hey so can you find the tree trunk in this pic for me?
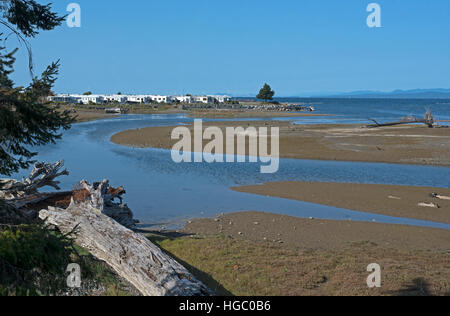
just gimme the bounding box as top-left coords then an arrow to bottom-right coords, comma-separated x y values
39,200 -> 214,296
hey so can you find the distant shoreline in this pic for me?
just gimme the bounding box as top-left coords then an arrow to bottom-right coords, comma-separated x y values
69,108 -> 324,123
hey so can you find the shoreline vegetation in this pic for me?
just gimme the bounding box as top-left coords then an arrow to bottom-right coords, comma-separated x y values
148,212 -> 450,296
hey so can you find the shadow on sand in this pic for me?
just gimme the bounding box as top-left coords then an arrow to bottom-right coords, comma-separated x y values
390,278 -> 450,296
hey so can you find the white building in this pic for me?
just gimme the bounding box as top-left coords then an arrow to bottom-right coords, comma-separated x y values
78,95 -> 104,105
104,95 -> 128,103
149,95 -> 170,103
47,94 -> 74,103
127,95 -> 151,103
48,93 -> 232,105
208,95 -> 232,103
194,96 -> 216,104
172,95 -> 193,103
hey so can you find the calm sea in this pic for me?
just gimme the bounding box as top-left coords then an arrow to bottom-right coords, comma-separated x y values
241,98 -> 450,125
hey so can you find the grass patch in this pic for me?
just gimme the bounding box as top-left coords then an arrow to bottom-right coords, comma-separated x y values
0,224 -> 134,296
151,235 -> 450,296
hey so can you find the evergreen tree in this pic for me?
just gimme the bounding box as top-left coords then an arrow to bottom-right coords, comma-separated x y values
257,83 -> 275,103
0,1 -> 73,176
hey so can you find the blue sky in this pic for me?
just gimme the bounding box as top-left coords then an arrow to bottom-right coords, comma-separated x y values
9,0 -> 450,96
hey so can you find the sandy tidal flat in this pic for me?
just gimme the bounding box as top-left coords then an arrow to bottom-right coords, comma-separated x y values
111,121 -> 450,166
233,182 -> 450,224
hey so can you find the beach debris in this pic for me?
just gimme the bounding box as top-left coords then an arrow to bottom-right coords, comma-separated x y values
76,179 -> 137,228
388,195 -> 401,200
418,202 -> 440,209
105,107 -> 128,114
430,193 -> 450,201
2,160 -> 213,296
238,232 -> 243,236
365,110 -> 436,128
253,221 -> 260,225
0,161 -> 138,228
0,160 -> 68,200
39,200 -> 213,296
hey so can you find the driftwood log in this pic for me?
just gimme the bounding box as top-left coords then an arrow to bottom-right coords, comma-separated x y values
2,161 -> 212,295
366,110 -> 435,128
76,179 -> 137,229
0,161 -> 68,199
0,161 -> 136,228
0,161 -> 70,220
39,200 -> 213,296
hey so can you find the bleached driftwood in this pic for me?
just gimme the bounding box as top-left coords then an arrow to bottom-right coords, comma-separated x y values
0,160 -> 68,199
39,200 -> 213,296
366,110 -> 435,128
431,193 -> 450,201
0,160 -> 137,228
77,179 -> 136,228
418,202 -> 440,209
3,161 -> 210,296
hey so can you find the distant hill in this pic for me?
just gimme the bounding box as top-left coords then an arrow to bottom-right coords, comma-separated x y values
323,89 -> 450,99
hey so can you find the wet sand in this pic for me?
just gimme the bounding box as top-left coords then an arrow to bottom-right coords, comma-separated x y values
183,211 -> 450,251
233,182 -> 450,224
111,121 -> 450,166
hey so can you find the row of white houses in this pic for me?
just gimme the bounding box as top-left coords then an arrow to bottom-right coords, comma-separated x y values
48,94 -> 232,105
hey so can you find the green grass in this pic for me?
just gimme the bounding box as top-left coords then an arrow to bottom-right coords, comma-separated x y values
150,234 -> 450,296
0,224 -> 133,296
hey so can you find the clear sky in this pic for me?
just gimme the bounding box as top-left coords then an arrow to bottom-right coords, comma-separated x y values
9,0 -> 450,96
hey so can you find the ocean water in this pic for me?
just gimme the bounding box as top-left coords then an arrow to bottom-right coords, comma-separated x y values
14,101 -> 450,230
262,98 -> 450,125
